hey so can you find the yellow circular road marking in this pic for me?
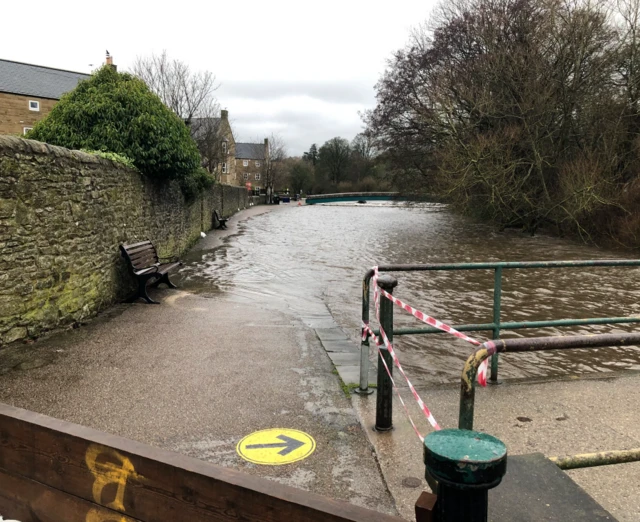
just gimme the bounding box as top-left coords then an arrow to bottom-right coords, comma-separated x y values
236,428 -> 316,465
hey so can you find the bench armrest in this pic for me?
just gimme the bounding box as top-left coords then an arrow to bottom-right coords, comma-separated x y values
158,256 -> 180,263
136,265 -> 159,275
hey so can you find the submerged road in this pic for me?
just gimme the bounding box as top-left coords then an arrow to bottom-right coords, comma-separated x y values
0,205 -> 397,515
2,202 -> 640,520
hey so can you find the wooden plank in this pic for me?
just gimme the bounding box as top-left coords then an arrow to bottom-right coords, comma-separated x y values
0,403 -> 405,522
128,249 -> 157,262
127,246 -> 156,259
157,263 -> 180,275
0,468 -> 142,522
128,246 -> 156,258
121,241 -> 152,251
130,254 -> 158,269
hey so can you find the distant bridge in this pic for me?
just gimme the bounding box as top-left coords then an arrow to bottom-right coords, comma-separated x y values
304,192 -> 406,205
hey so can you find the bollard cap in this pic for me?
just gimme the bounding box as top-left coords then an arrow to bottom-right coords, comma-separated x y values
377,274 -> 398,291
424,429 -> 507,489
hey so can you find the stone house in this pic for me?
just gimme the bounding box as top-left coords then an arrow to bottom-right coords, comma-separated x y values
0,58 -> 89,135
235,139 -> 269,193
189,109 -> 237,184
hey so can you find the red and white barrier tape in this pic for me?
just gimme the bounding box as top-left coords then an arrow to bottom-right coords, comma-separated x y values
366,323 -> 426,441
374,279 -> 489,387
365,322 -> 441,430
362,266 -> 491,438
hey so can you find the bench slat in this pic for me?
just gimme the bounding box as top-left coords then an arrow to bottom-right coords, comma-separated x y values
129,249 -> 158,263
122,240 -> 153,250
157,262 -> 180,275
131,255 -> 158,270
120,241 -> 180,303
126,245 -> 157,257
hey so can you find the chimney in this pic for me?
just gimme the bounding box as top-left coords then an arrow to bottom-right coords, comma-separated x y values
264,138 -> 269,159
221,109 -> 229,120
105,52 -> 117,71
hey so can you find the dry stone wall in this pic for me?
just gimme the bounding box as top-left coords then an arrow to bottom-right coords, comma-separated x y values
0,136 -> 249,345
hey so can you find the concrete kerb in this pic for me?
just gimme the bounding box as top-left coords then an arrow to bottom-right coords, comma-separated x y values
349,370 -> 640,521
314,328 -> 378,388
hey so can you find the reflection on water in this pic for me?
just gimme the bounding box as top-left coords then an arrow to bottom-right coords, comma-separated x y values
176,202 -> 640,385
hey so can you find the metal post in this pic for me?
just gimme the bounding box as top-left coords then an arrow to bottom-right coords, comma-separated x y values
490,266 -> 502,384
424,429 -> 507,522
375,275 -> 398,431
355,277 -> 374,395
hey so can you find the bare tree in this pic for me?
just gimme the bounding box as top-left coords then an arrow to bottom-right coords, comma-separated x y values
318,137 -> 351,185
351,133 -> 377,160
366,0 -> 636,238
190,108 -> 225,179
132,51 -> 228,179
262,133 -> 287,203
131,51 -> 218,125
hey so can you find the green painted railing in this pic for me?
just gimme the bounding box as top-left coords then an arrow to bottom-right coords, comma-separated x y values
305,192 -> 404,205
358,260 -> 640,393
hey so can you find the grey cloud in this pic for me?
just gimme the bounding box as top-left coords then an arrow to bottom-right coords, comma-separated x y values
218,80 -> 376,105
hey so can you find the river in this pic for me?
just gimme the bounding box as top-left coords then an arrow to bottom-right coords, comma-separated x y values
176,202 -> 640,386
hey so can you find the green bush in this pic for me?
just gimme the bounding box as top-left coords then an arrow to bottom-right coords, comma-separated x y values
80,149 -> 136,169
27,66 -> 210,195
180,168 -> 215,201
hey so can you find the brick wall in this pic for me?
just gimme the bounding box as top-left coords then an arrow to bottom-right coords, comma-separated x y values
0,136 -> 250,345
0,93 -> 57,135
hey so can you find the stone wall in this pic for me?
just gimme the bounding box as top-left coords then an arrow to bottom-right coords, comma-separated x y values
0,136 -> 250,345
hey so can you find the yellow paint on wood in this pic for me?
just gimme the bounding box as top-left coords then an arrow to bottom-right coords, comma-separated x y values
85,444 -> 143,514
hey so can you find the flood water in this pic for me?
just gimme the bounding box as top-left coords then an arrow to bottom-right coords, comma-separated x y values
176,203 -> 640,385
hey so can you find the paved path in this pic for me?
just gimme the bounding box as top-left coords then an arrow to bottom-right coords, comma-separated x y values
0,206 -> 397,516
352,370 -> 640,521
3,203 -> 638,521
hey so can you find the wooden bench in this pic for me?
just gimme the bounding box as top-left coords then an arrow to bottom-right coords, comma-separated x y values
213,210 -> 228,229
120,240 -> 181,304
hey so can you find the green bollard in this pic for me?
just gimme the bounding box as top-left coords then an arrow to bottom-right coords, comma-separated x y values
375,275 -> 398,431
424,429 -> 507,522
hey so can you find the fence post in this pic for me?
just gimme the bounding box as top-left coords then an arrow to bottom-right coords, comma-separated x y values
356,276 -> 374,395
376,274 -> 398,431
490,266 -> 502,384
424,429 -> 507,521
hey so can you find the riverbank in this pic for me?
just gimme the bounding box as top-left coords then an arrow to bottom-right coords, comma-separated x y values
2,201 -> 640,520
0,205 -> 397,514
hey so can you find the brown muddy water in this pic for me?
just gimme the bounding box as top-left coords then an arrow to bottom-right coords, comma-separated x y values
176,202 -> 640,386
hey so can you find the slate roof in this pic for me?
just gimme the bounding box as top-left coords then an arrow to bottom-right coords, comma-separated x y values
235,142 -> 265,160
0,59 -> 90,100
188,117 -> 221,140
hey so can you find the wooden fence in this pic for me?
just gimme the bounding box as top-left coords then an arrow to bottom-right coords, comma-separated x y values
0,403 -> 407,522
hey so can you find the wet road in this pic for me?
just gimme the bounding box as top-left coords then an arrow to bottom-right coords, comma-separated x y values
177,202 -> 640,386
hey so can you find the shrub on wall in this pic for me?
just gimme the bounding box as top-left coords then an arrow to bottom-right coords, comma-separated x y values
27,66 -> 212,197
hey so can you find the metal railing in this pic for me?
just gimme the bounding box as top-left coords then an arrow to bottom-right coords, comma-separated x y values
359,260 -> 640,393
458,333 -> 640,471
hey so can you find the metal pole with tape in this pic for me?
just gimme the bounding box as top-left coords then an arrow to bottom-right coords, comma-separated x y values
376,275 -> 397,431
356,277 -> 374,395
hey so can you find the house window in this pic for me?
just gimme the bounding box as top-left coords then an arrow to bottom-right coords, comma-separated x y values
244,173 -> 249,180
23,127 -> 33,135
29,100 -> 40,111
222,141 -> 227,154
255,161 -> 261,167
222,162 -> 227,174
243,160 -> 249,167
255,173 -> 261,181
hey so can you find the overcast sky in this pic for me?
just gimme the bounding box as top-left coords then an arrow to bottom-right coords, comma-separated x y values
1,0 -> 437,156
